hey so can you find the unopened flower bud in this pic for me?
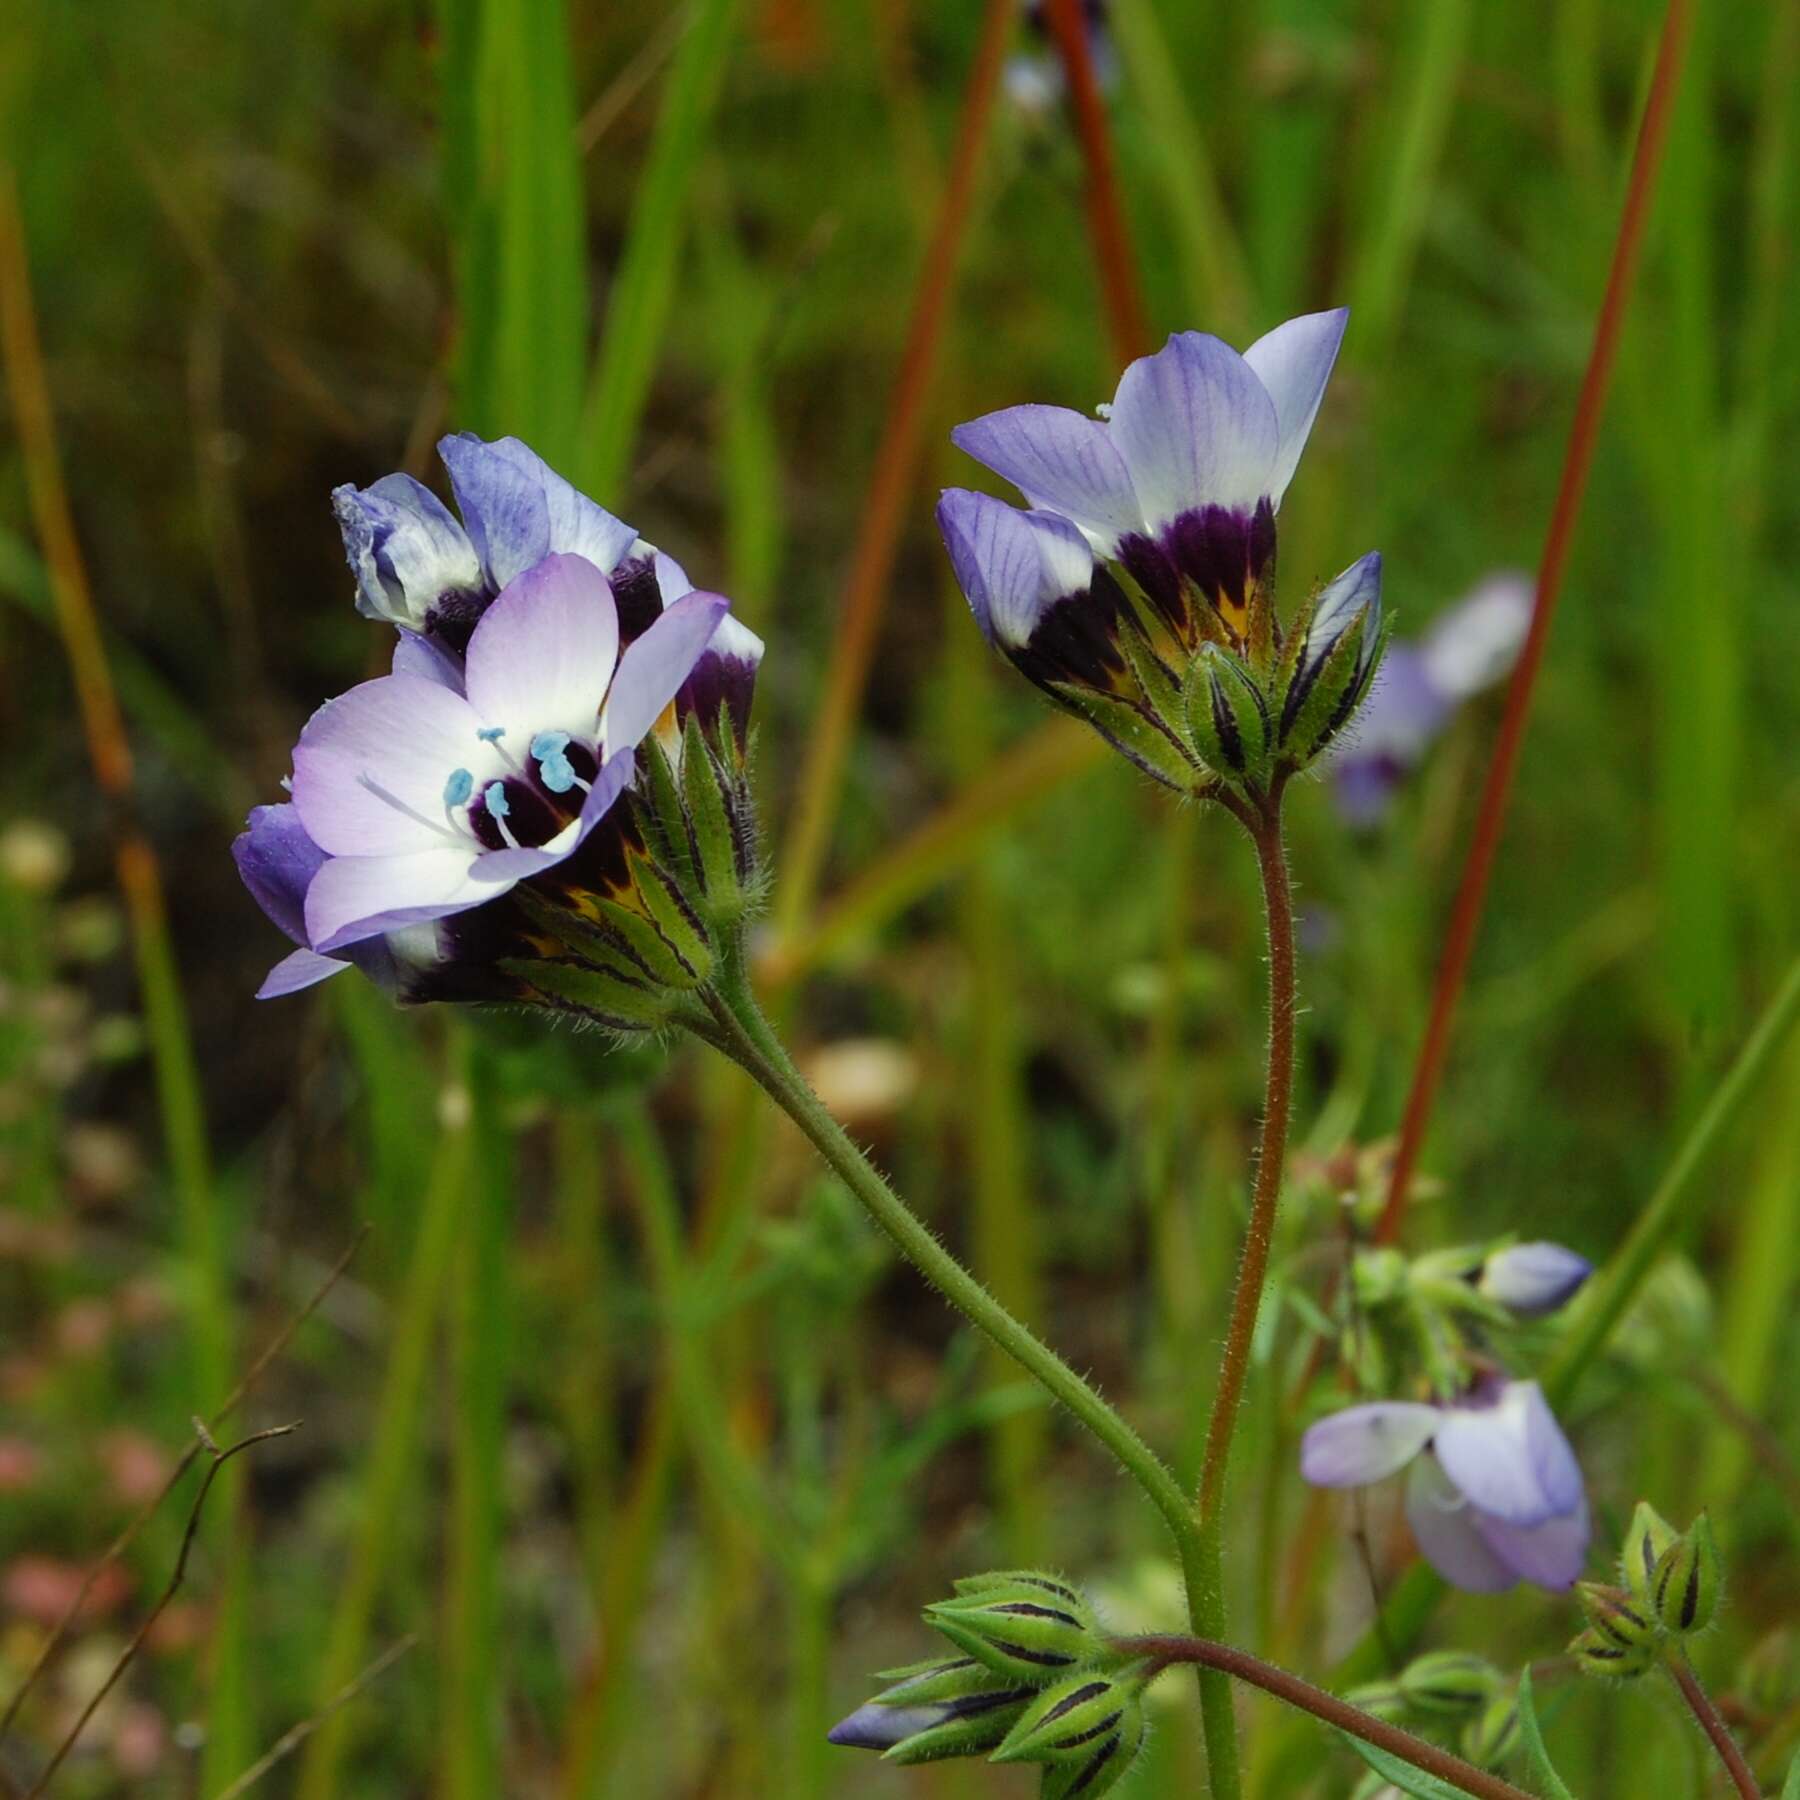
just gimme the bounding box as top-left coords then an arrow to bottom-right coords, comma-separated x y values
1034,1689 -> 1147,1798
1344,1681 -> 1408,1723
993,1666 -> 1147,1766
1459,1689 -> 1520,1768
827,1656 -> 1034,1764
1576,1582 -> 1658,1653
1620,1501 -> 1680,1608
1184,644 -> 1272,790
924,1574 -> 1106,1684
1397,1650 -> 1502,1716
1569,1626 -> 1656,1681
1477,1241 -> 1593,1317
1274,551 -> 1384,769
1651,1511 -> 1722,1636
1350,1246 -> 1409,1309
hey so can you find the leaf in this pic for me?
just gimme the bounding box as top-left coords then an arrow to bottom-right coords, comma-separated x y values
1516,1667 -> 1576,1800
1338,1733 -> 1482,1800
1784,1748 -> 1800,1800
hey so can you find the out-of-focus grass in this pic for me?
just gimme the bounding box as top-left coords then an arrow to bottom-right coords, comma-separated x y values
0,1 -> 1796,1795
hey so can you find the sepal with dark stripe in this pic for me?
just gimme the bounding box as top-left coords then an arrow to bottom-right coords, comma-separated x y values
1651,1511 -> 1722,1637
924,1574 -> 1108,1684
992,1665 -> 1148,1767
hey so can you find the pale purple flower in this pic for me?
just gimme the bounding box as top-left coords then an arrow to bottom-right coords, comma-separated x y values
1331,573 -> 1532,826
1478,1242 -> 1592,1318
942,311 -> 1355,657
333,433 -> 764,727
1301,1378 -> 1588,1592
238,552 -> 729,996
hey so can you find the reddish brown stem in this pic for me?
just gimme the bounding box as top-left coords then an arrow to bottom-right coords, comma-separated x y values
1198,792 -> 1299,1525
1375,0 -> 1695,1245
1117,1635 -> 1537,1800
772,0 -> 1015,941
1043,0 -> 1152,365
1668,1657 -> 1761,1800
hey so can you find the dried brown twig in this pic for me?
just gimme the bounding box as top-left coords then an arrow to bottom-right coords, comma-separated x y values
26,1423 -> 302,1799
0,1227 -> 369,1750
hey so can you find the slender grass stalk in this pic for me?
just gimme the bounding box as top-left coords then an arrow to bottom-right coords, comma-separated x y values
772,0 -> 1015,942
1042,0 -> 1151,364
1545,955 -> 1800,1406
0,163 -> 246,1772
1107,0 -> 1254,332
1374,0 -> 1696,1245
1347,0 -> 1473,352
444,1055 -> 510,1800
578,0 -> 738,498
439,0 -> 589,464
297,1054 -> 473,1800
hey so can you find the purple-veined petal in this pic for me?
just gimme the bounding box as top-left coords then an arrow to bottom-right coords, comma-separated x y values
257,948 -> 353,999
1476,1490 -> 1589,1590
937,489 -> 1094,650
480,436 -> 638,573
464,553 -> 621,744
438,433 -> 552,590
333,474 -> 481,629
950,405 -> 1142,547
233,803 -> 328,945
678,612 -> 765,738
304,845 -> 496,954
1108,332 -> 1279,528
1241,308 -> 1348,509
1405,1456 -> 1517,1593
1421,572 -> 1533,700
1299,1401 -> 1440,1488
601,590 -> 729,754
292,674 -> 494,858
1478,1243 -> 1593,1318
1433,1381 -> 1580,1527
391,629 -> 466,692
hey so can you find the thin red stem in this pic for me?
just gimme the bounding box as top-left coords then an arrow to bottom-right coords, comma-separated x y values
1117,1636 -> 1537,1800
1043,0 -> 1152,365
1199,793 -> 1299,1523
1375,0 -> 1695,1244
772,0 -> 1015,942
1668,1657 -> 1761,1800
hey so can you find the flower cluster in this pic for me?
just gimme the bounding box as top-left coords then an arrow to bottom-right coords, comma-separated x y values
234,436 -> 762,1018
939,312 -> 1383,804
1301,1239 -> 1594,1593
829,1572 -> 1147,1796
1568,1502 -> 1722,1679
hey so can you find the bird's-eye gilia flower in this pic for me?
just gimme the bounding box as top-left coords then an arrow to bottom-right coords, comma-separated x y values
1332,572 -> 1531,826
334,433 -> 764,734
940,314 -> 1383,794
1301,1378 -> 1588,1592
1477,1240 -> 1593,1318
946,311 -> 1350,655
236,552 -> 728,999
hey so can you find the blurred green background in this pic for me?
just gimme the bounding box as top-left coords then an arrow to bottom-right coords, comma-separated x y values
1,0 -> 1796,1794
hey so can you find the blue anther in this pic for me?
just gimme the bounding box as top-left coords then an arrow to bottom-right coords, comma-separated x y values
476,725 -> 506,743
484,781 -> 510,818
442,767 -> 474,808
531,730 -> 576,793
530,730 -> 571,760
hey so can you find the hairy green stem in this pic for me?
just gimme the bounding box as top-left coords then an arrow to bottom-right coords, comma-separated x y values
1667,1655 -> 1760,1800
1184,792 -> 1299,1797
692,948 -> 1195,1548
1117,1636 -> 1538,1800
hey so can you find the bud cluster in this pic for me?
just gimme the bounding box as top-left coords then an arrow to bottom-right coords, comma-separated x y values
1350,1650 -> 1518,1772
828,1571 -> 1148,1796
503,711 -> 762,1034
1569,1503 -> 1723,1681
